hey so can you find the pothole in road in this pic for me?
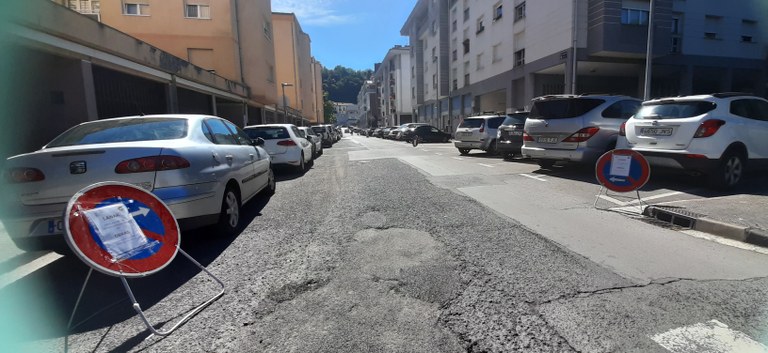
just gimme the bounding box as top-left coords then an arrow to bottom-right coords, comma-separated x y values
265,277 -> 330,304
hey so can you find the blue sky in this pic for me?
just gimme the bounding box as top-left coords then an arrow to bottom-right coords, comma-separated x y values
272,0 -> 418,71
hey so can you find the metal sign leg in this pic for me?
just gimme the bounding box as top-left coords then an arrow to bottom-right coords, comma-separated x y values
593,186 -> 605,208
119,247 -> 225,337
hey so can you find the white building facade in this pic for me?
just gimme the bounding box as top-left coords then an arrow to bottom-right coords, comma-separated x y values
403,0 -> 768,133
373,45 -> 414,127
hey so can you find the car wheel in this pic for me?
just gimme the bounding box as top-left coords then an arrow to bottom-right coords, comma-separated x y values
217,185 -> 241,236
458,148 -> 470,155
442,137 -> 450,143
710,150 -> 745,189
487,140 -> 498,155
297,153 -> 306,172
262,167 -> 276,196
538,159 -> 556,169
503,153 -> 514,160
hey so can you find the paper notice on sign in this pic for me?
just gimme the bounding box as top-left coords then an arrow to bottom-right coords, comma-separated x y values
82,203 -> 158,261
609,155 -> 632,177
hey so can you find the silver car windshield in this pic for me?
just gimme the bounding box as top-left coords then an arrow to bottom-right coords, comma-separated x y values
530,98 -> 605,119
46,118 -> 188,148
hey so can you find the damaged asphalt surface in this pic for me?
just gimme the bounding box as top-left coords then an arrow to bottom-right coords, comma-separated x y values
12,138 -> 768,352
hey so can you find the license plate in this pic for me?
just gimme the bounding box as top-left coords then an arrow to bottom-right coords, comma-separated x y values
47,218 -> 64,234
510,131 -> 523,136
640,127 -> 673,136
460,132 -> 472,136
537,137 -> 559,144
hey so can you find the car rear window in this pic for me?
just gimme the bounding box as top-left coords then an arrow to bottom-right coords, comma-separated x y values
530,98 -> 605,119
636,101 -> 716,120
311,127 -> 325,134
244,127 -> 290,140
459,119 -> 484,128
502,113 -> 528,126
46,118 -> 188,147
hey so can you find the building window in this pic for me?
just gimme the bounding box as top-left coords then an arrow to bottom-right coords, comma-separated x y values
515,2 -> 525,21
453,79 -> 458,90
411,66 -> 415,78
452,20 -> 457,32
432,47 -> 437,62
741,35 -> 753,43
670,37 -> 681,53
476,53 -> 484,70
433,74 -> 437,89
268,65 -> 275,82
492,43 -> 502,63
185,3 -> 210,19
671,17 -> 681,34
452,49 -> 458,62
412,87 -> 416,99
463,8 -> 469,22
514,49 -> 525,67
494,3 -> 503,21
123,2 -> 149,16
704,32 -> 718,40
263,20 -> 272,40
462,38 -> 470,54
432,20 -> 437,35
464,73 -> 470,87
476,17 -> 485,34
621,8 -> 649,25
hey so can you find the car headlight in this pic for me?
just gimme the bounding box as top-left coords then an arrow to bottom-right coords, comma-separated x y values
497,129 -> 502,138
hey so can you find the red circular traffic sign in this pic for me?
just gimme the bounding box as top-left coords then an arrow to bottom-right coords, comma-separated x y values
595,149 -> 651,192
64,182 -> 180,277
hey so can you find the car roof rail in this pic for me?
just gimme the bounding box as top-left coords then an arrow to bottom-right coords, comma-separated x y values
532,94 -> 578,101
711,92 -> 755,98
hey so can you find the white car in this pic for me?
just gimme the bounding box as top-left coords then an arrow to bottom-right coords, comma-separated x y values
620,93 -> 768,188
298,126 -> 323,158
243,124 -> 313,172
1,114 -> 275,252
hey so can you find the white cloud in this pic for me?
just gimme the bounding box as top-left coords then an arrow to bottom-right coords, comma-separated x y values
272,0 -> 357,26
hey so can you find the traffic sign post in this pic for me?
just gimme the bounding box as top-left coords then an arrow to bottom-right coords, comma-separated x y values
64,182 -> 224,340
594,149 -> 651,213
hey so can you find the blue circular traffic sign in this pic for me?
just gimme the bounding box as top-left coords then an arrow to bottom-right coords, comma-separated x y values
65,182 -> 180,277
595,149 -> 651,192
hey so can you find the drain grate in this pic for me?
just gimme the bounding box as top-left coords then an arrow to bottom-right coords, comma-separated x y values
645,206 -> 707,229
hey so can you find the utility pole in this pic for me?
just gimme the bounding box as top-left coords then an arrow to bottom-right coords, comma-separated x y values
281,82 -> 293,124
643,0 -> 656,100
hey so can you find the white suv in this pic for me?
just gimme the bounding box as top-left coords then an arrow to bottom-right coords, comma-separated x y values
454,114 -> 506,155
620,93 -> 768,188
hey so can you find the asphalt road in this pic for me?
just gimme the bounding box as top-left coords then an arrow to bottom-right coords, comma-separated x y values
3,135 -> 768,352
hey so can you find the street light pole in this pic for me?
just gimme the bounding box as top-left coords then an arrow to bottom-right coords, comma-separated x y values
281,82 -> 293,124
643,0 -> 655,100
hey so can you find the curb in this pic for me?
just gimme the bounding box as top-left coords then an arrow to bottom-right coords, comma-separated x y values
645,206 -> 768,248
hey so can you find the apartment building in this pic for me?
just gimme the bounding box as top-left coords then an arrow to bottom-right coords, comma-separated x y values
273,12 -> 322,125
401,0 -> 453,131
404,0 -> 768,132
356,80 -> 380,128
373,45 -> 414,127
311,58 -> 325,124
86,0 -> 278,125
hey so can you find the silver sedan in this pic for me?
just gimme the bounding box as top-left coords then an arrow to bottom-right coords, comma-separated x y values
1,114 -> 275,252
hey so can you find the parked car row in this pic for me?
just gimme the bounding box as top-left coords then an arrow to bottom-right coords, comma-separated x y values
448,92 -> 768,189
1,115 -> 340,254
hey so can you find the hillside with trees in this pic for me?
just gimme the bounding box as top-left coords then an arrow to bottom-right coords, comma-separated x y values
322,66 -> 373,104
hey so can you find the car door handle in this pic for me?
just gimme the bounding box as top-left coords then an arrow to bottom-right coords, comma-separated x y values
249,154 -> 255,160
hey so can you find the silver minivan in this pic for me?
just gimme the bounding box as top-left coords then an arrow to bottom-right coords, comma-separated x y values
454,114 -> 506,155
521,94 -> 641,168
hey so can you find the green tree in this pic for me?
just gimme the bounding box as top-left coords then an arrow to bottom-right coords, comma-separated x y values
323,92 -> 336,124
322,65 -> 373,103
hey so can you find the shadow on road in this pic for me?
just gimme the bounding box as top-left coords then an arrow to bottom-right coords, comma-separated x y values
0,195 -> 272,343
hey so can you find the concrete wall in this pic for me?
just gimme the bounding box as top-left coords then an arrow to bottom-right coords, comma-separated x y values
272,13 -> 299,112
233,0 -> 278,106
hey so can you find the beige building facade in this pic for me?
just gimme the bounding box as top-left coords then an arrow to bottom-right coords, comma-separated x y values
272,12 -> 322,125
96,0 -> 278,124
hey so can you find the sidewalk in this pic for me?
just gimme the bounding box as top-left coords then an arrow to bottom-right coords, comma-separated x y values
645,194 -> 768,247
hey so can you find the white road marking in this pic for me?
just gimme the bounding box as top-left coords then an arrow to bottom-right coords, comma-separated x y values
652,319 -> 768,353
625,191 -> 683,205
435,153 -> 443,156
350,140 -> 362,145
478,163 -> 496,168
520,173 -> 547,182
0,252 -> 63,290
451,157 -> 464,161
598,194 -> 627,205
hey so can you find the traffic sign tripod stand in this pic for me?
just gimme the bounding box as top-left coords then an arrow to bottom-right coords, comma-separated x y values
66,247 -> 225,347
593,186 -> 646,214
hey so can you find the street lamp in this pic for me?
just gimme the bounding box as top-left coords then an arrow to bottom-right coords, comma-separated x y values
281,82 -> 293,124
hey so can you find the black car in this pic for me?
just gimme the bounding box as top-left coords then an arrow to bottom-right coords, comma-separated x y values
496,111 -> 529,159
411,125 -> 452,143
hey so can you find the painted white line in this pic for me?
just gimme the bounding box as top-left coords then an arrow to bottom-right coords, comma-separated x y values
0,252 -> 63,290
625,191 -> 683,205
519,173 -> 548,182
451,157 -> 464,161
435,153 -> 443,156
598,194 -> 627,205
652,319 -> 768,353
350,139 -> 362,145
478,163 -> 496,168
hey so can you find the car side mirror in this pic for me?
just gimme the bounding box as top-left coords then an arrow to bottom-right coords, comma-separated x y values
251,137 -> 265,146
